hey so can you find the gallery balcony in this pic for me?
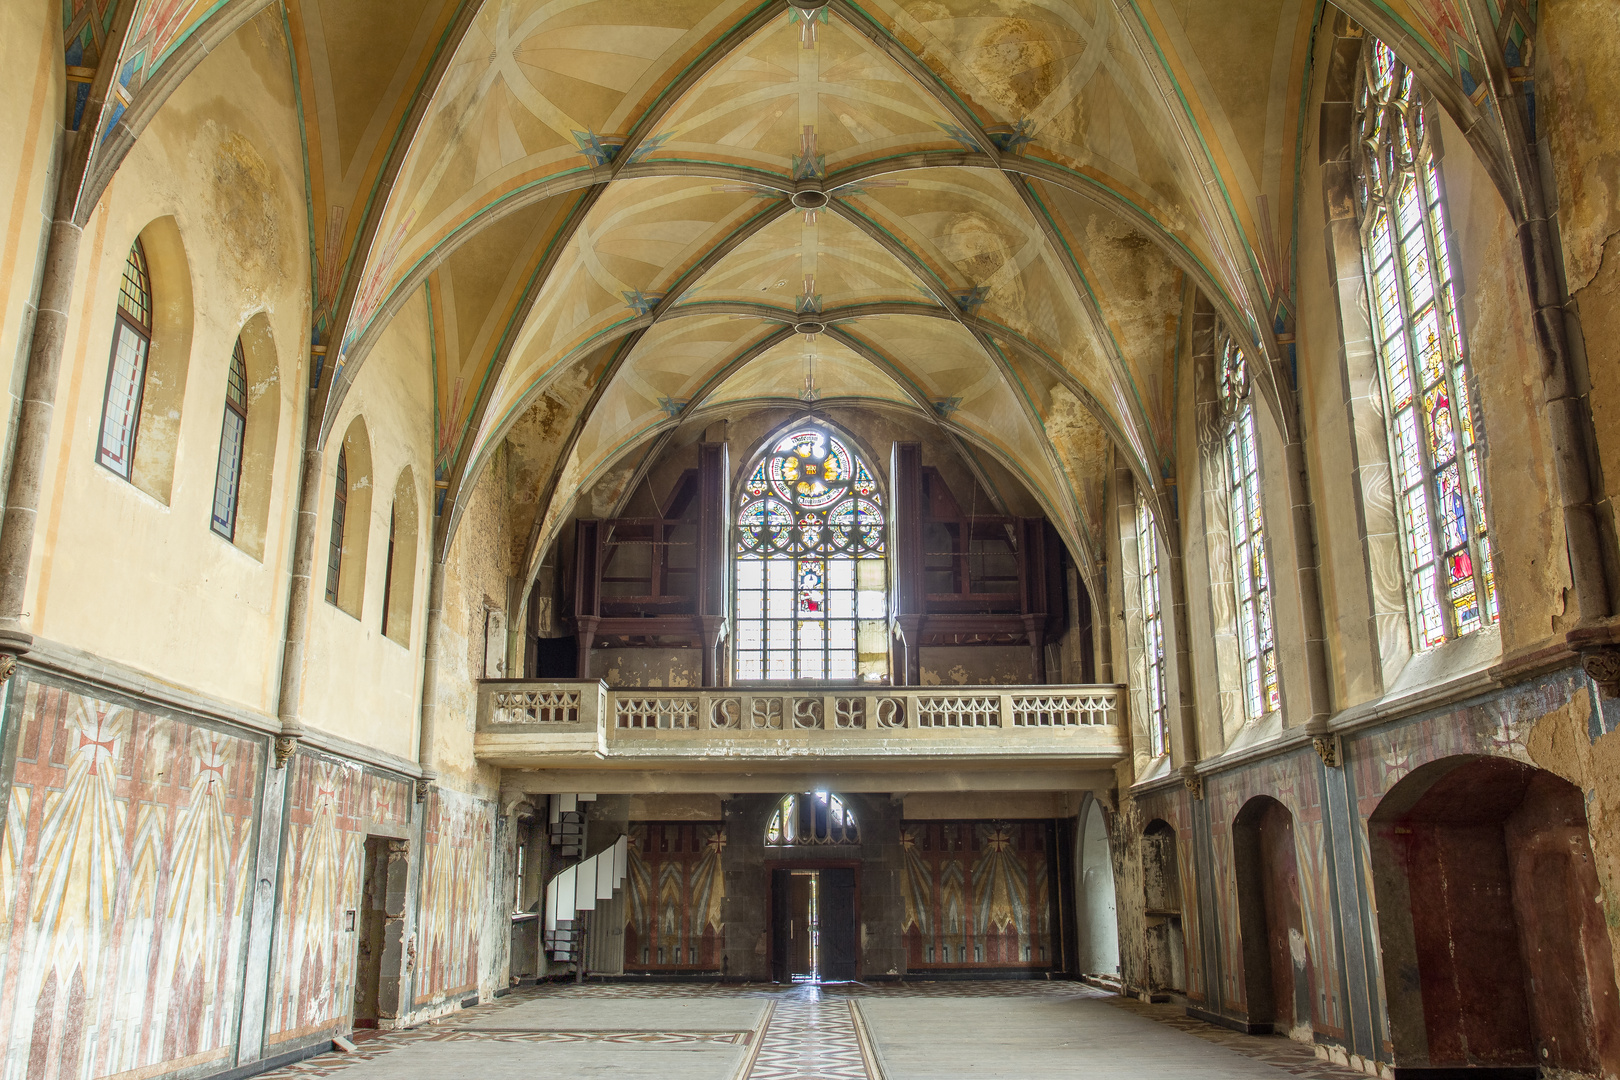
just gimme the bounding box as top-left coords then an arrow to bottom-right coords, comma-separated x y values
475,680 -> 1129,793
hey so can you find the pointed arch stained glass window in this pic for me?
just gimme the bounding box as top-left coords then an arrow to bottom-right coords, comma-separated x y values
1221,338 -> 1279,720
1354,39 -> 1496,649
734,427 -> 886,681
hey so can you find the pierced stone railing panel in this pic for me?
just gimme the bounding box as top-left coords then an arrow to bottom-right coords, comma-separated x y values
1011,693 -> 1116,727
616,696 -> 700,729
490,688 -> 581,725
915,695 -> 1000,728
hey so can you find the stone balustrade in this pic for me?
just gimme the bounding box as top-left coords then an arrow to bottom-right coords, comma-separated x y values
473,680 -> 1127,773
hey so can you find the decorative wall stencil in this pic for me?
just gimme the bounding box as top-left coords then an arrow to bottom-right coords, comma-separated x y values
899,821 -> 1052,969
267,755 -> 412,1046
0,678 -> 262,1080
413,787 -> 493,1003
624,823 -> 726,971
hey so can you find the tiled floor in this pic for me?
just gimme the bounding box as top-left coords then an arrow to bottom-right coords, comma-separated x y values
253,981 -> 1378,1080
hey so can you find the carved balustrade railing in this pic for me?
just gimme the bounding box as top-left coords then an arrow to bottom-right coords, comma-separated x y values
477,681 -> 1122,744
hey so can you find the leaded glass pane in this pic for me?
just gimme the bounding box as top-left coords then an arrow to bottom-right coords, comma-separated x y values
1355,35 -> 1496,648
1136,496 -> 1168,757
98,320 -> 148,479
1224,394 -> 1279,723
735,426 -> 886,681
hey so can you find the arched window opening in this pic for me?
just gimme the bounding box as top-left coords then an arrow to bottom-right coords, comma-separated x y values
734,426 -> 886,681
324,419 -> 373,617
326,447 -> 347,605
210,338 -> 249,540
1136,494 -> 1168,757
97,239 -> 152,480
1221,339 -> 1279,721
382,467 -> 419,645
1355,40 -> 1495,648
766,792 -> 859,846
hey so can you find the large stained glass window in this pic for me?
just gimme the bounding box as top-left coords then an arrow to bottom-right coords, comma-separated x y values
735,426 -> 886,681
1221,339 -> 1280,720
1136,495 -> 1168,757
1355,39 -> 1495,648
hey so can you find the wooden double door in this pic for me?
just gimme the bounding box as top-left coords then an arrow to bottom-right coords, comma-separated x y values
770,867 -> 857,982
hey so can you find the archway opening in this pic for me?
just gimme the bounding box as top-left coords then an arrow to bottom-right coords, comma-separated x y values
1077,800 -> 1120,980
1233,796 -> 1312,1039
1370,756 -> 1620,1075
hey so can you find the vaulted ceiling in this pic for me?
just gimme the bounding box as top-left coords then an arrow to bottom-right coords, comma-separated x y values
69,0 -> 1519,594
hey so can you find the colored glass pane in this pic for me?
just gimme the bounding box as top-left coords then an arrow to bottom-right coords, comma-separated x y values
1136,497 -> 1168,757
736,426 -> 886,681
1355,35 -> 1495,647
1225,403 -> 1278,721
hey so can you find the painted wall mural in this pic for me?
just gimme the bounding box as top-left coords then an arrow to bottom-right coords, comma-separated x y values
0,677 -> 262,1080
624,822 -> 725,971
412,787 -> 493,1004
266,753 -> 412,1047
899,821 -> 1053,969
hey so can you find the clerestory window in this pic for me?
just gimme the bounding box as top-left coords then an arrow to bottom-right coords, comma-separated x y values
210,338 -> 249,540
734,426 -> 886,681
1354,39 -> 1496,648
1136,494 -> 1168,757
98,240 -> 152,480
1221,338 -> 1279,721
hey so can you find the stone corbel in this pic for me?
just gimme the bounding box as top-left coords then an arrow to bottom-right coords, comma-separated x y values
1568,623 -> 1620,700
414,777 -> 432,804
1180,764 -> 1204,800
273,735 -> 298,769
1312,735 -> 1341,768
0,654 -> 17,689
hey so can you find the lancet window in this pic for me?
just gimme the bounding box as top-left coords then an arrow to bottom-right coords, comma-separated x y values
210,338 -> 249,539
734,427 -> 886,681
1136,495 -> 1168,757
1221,339 -> 1280,720
1355,39 -> 1496,648
98,240 -> 152,480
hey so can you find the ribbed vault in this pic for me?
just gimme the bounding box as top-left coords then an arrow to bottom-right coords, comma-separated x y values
64,0 -> 1525,597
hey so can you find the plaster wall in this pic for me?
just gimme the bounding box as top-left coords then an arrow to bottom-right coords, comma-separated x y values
300,290 -> 434,759
23,16 -> 307,717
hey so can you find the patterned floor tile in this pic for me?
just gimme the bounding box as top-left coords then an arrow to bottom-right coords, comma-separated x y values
1108,998 -> 1378,1080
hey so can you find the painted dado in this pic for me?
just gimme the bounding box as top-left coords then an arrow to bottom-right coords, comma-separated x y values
0,1 -> 1617,1080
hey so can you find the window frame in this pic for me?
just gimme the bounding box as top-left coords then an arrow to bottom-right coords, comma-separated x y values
97,239 -> 153,481
1353,39 -> 1496,650
1135,493 -> 1169,757
325,447 -> 348,605
1219,337 -> 1280,722
731,423 -> 888,683
210,337 -> 250,540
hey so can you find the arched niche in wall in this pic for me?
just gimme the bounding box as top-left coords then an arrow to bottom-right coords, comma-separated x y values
1232,795 -> 1312,1038
1369,756 -> 1620,1077
326,416 -> 372,619
383,465 -> 418,645
1141,819 -> 1185,993
122,216 -> 193,504
226,312 -> 279,560
1076,798 -> 1119,978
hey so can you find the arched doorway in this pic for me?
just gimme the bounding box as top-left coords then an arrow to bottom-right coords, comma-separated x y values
1233,796 -> 1312,1038
1370,756 -> 1620,1076
1077,800 -> 1119,978
766,793 -> 860,983
1142,819 -> 1185,993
